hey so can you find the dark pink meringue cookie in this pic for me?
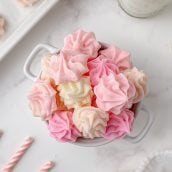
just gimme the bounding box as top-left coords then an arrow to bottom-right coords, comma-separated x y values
63,29 -> 101,58
100,45 -> 132,71
104,109 -> 134,140
48,111 -> 81,142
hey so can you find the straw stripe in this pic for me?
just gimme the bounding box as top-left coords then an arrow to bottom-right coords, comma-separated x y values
39,161 -> 55,172
1,137 -> 34,172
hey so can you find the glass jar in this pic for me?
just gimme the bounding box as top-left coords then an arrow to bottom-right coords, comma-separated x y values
118,0 -> 172,18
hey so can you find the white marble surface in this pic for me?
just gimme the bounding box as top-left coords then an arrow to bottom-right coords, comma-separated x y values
0,0 -> 172,171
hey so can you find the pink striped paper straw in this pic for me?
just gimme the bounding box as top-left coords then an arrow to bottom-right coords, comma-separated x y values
1,136 -> 34,172
39,161 -> 55,172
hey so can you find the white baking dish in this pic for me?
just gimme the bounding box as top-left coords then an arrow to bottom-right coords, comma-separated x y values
0,0 -> 60,61
23,43 -> 154,147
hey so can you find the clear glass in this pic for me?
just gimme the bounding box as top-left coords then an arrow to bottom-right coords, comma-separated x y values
118,0 -> 172,18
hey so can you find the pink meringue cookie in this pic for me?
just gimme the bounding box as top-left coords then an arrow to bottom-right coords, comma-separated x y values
100,45 -> 132,71
94,73 -> 131,115
124,67 -> 148,103
48,50 -> 89,84
88,55 -> 119,86
104,109 -> 134,140
48,111 -> 81,142
63,30 -> 101,58
28,80 -> 57,120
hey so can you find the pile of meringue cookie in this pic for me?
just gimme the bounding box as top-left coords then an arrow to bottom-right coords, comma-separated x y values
28,30 -> 148,143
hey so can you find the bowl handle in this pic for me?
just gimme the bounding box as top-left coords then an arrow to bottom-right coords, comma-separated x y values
124,104 -> 154,143
23,43 -> 59,82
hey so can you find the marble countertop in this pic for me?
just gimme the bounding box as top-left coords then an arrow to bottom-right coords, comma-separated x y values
1,0 -> 172,171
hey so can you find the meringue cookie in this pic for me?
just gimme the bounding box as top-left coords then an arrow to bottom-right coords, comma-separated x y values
88,55 -> 119,86
55,89 -> 67,111
41,54 -> 52,81
0,17 -> 5,36
63,30 -> 101,58
104,109 -> 134,140
17,0 -> 39,6
124,67 -> 148,103
48,111 -> 81,142
58,77 -> 93,109
127,80 -> 136,108
100,45 -> 132,71
94,73 -> 130,115
73,106 -> 109,139
28,80 -> 57,120
48,51 -> 89,84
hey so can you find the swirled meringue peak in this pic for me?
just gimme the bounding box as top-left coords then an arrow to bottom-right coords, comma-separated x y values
48,111 -> 81,142
58,77 -> 93,109
48,50 -> 89,84
124,67 -> 148,103
100,45 -> 132,71
104,109 -> 134,140
73,106 -> 109,139
94,73 -> 131,115
88,55 -> 119,86
63,30 -> 101,58
28,80 -> 57,120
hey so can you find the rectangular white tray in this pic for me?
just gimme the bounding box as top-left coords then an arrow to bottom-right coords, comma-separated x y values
0,0 -> 60,61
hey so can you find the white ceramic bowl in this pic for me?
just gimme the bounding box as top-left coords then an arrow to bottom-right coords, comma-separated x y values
23,43 -> 154,147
